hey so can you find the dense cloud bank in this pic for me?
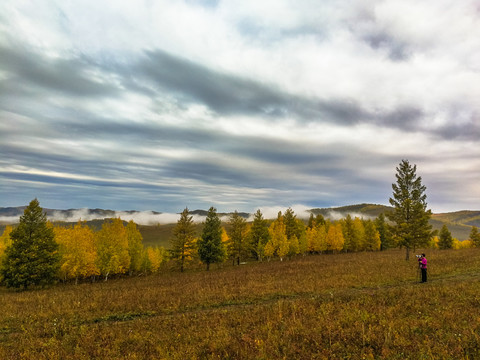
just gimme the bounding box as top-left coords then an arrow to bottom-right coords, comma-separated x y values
1,1 -> 479,213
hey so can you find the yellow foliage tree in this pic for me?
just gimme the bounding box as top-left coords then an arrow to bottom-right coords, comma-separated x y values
0,225 -> 13,281
266,212 -> 289,261
146,246 -> 166,273
0,225 -> 13,257
353,218 -> 365,251
126,220 -> 144,274
95,218 -> 130,280
326,223 -> 344,253
221,227 -> 232,262
364,220 -> 381,251
54,222 -> 99,283
306,224 -> 327,253
288,235 -> 300,257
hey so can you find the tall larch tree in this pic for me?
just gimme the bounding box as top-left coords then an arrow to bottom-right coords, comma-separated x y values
375,213 -> 394,250
341,215 -> 356,252
170,208 -> 197,272
469,226 -> 480,247
387,159 -> 433,260
283,208 -> 298,241
283,208 -> 306,256
438,224 -> 454,250
248,209 -> 270,261
353,217 -> 366,251
1,199 -> 60,289
227,211 -> 247,265
198,207 -> 225,270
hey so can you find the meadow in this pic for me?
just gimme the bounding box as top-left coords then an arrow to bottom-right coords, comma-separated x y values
2,248 -> 480,359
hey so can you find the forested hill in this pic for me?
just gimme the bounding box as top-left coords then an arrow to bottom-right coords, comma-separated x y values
309,203 -> 393,218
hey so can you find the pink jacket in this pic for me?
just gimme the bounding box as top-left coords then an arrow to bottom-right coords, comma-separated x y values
419,257 -> 427,269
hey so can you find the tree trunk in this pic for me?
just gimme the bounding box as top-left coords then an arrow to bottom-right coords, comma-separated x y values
405,246 -> 410,261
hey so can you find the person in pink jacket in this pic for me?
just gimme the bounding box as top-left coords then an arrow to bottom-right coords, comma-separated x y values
418,253 -> 427,283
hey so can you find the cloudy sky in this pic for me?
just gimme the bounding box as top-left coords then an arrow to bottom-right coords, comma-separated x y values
1,0 -> 479,215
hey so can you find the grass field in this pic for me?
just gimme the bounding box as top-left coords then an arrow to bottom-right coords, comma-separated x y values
2,248 -> 480,359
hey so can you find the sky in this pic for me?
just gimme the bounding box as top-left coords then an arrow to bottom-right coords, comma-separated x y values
1,0 -> 479,217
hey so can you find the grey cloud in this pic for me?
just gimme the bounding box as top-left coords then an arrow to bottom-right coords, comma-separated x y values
433,121 -> 480,140
362,32 -> 412,61
0,44 -> 119,98
379,106 -> 425,131
137,49 -> 370,125
136,49 -> 466,140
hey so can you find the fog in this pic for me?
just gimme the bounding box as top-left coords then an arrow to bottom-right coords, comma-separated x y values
0,206 -> 374,227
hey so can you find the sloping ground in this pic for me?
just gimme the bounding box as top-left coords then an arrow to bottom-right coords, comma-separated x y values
433,211 -> 480,227
2,249 -> 480,359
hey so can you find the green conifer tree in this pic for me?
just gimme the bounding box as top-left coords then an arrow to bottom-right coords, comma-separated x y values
198,207 -> 225,270
1,199 -> 60,289
469,226 -> 480,247
375,213 -> 394,250
387,160 -> 433,260
227,211 -> 247,265
341,214 -> 355,252
249,209 -> 270,261
438,224 -> 454,249
170,208 -> 197,272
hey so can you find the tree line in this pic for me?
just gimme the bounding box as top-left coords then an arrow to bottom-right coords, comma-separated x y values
0,199 -> 166,288
1,160 -> 479,289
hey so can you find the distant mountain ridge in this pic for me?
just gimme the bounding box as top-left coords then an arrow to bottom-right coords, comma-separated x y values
1,204 -> 479,241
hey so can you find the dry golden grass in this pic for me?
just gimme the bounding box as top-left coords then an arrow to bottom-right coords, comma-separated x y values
2,248 -> 480,359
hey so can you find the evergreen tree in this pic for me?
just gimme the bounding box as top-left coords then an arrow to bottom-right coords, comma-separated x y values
1,199 -> 60,289
469,226 -> 480,247
249,209 -> 270,261
198,207 -> 225,270
296,219 -> 308,255
352,217 -> 365,251
375,213 -> 394,250
170,208 -> 197,272
283,208 -> 297,240
315,214 -> 326,226
387,160 -> 433,260
227,211 -> 247,265
438,224 -> 454,249
341,215 -> 355,252
307,213 -> 315,229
